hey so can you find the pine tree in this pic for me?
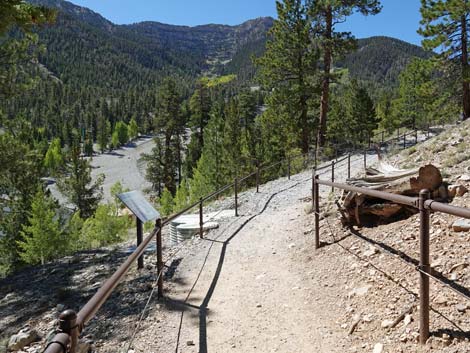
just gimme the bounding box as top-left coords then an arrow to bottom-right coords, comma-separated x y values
391,58 -> 436,129
58,145 -> 104,219
328,79 -> 377,146
97,115 -> 111,153
0,1 -> 56,35
189,153 -> 219,203
149,77 -> 184,195
17,188 -> 63,265
128,117 -> 139,140
44,137 -> 64,176
115,121 -> 129,146
419,0 -> 470,119
256,97 -> 297,175
144,138 -> 164,195
222,98 -> 243,180
376,92 -> 397,133
66,211 -> 84,252
0,131 -> 43,271
159,187 -> 175,217
256,0 -> 319,153
111,130 -> 120,149
173,180 -> 190,212
189,78 -> 212,151
310,0 -> 382,147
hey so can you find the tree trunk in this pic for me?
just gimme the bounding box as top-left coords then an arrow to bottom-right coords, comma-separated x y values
317,5 -> 332,148
300,95 -> 309,153
462,15 -> 470,120
340,164 -> 444,226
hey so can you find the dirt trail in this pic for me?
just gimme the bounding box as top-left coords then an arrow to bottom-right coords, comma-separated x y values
125,153 -> 377,353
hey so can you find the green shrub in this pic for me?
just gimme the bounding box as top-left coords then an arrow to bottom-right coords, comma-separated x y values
81,204 -> 130,248
17,188 -> 65,265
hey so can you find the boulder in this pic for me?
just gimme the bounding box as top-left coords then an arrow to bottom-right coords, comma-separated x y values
8,329 -> 39,351
452,219 -> 470,232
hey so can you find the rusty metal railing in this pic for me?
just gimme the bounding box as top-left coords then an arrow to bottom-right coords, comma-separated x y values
43,150 -> 316,353
42,122 -> 443,352
312,177 -> 470,345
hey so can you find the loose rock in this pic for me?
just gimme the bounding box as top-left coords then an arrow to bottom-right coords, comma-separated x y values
373,343 -> 384,353
459,174 -> 470,182
452,219 -> 470,232
8,329 -> 40,351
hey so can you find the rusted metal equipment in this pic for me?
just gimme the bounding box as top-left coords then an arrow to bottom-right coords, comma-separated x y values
313,177 -> 470,345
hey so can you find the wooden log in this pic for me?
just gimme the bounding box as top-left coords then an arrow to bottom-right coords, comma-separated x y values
340,163 -> 444,226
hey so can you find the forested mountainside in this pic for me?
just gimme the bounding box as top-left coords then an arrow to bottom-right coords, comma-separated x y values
338,36 -> 432,88
2,0 -> 430,138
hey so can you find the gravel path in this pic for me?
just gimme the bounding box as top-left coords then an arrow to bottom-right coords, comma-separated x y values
115,151 -> 377,353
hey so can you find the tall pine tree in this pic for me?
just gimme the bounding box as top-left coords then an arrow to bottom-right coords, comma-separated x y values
419,0 -> 470,119
256,0 -> 319,154
310,0 -> 381,147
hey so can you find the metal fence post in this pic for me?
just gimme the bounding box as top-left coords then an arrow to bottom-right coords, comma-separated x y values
415,129 -> 418,145
419,189 -> 431,345
234,178 -> 239,217
427,123 -> 430,139
156,218 -> 163,298
199,198 -> 204,239
403,132 -> 407,149
368,133 -> 371,149
287,156 -> 291,180
348,153 -> 351,179
397,127 -> 400,141
136,219 -> 144,269
382,131 -> 385,145
363,150 -> 367,170
312,168 -> 315,210
59,310 -> 78,353
331,161 -> 335,193
314,175 -> 320,250
256,165 -> 260,193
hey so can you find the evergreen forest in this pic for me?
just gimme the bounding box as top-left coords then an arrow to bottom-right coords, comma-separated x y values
0,0 -> 468,276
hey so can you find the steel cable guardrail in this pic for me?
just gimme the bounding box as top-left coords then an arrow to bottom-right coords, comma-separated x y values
312,175 -> 470,345
315,207 -> 469,336
42,120 -> 446,353
43,150 -> 317,353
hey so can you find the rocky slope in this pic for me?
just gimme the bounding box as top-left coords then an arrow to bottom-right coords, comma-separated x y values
2,123 -> 470,352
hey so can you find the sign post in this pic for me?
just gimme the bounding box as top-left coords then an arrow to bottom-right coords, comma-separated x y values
118,191 -> 160,269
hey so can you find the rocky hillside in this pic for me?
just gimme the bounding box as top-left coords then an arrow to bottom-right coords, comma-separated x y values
309,120 -> 470,352
27,0 -> 428,87
28,0 -> 273,81
1,122 -> 470,352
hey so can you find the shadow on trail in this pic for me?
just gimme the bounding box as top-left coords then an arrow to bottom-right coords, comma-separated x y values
172,177 -> 308,353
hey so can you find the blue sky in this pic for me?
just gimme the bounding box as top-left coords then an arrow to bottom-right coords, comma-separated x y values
70,0 -> 423,45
